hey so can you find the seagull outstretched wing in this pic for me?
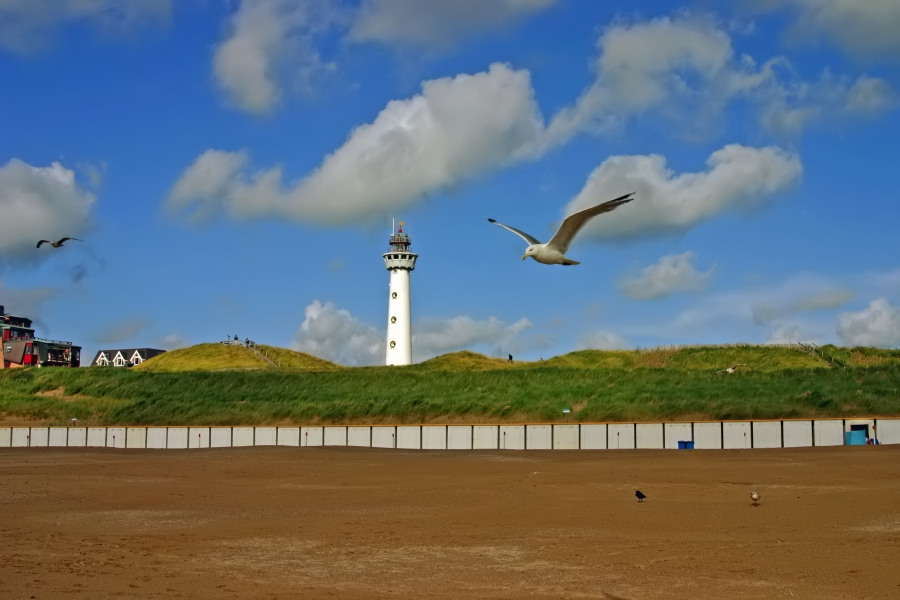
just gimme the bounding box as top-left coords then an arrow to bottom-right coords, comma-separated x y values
487,219 -> 542,245
37,237 -> 81,248
546,192 -> 634,254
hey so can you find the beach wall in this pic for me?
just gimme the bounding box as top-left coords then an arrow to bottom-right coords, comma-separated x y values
2,418 -> 897,450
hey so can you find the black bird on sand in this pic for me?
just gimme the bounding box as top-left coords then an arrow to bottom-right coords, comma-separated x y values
36,237 -> 81,248
635,489 -> 647,502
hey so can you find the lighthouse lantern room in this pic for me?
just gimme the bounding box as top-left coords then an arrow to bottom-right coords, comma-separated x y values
383,221 -> 418,365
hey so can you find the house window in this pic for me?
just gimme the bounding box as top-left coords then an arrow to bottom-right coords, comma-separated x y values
113,353 -> 126,367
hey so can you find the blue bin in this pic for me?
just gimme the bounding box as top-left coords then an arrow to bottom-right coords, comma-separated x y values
844,430 -> 867,446
678,441 -> 694,450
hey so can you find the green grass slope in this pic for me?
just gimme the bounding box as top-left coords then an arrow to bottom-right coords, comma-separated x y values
1,344 -> 898,426
133,343 -> 340,372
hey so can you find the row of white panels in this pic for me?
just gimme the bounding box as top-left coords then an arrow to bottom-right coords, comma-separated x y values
1,419 -> 897,450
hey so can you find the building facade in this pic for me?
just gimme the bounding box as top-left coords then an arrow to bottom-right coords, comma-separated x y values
1,304 -> 81,369
91,348 -> 166,367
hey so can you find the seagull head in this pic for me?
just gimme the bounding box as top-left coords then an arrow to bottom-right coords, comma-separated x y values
522,245 -> 538,260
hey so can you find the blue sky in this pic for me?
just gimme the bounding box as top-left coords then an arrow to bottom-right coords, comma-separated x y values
2,0 -> 899,366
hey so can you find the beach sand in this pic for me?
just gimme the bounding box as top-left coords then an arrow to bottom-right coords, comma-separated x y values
2,445 -> 899,599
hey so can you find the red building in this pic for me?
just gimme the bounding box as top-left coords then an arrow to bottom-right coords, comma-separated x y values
1,304 -> 81,369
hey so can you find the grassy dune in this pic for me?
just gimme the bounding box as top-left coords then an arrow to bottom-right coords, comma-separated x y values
132,343 -> 341,372
1,344 -> 899,426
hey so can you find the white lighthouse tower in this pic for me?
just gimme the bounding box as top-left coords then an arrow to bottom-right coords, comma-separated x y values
383,221 -> 418,365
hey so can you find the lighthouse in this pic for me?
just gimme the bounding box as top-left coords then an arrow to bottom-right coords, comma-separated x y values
383,221 -> 418,365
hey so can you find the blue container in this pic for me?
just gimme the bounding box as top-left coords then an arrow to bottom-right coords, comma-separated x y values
678,441 -> 695,450
845,430 -> 867,446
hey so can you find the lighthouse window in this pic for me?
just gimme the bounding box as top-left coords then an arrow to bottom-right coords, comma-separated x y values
390,316 -> 397,324
390,341 -> 396,348
391,292 -> 397,299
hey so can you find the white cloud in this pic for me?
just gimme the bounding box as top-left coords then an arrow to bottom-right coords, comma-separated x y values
348,0 -> 558,48
291,300 -> 383,366
754,0 -> 900,59
166,150 -> 249,222
213,0 -> 340,114
170,63 -> 544,224
765,324 -> 817,346
620,252 -> 714,300
0,0 -> 171,55
563,144 -> 801,242
413,315 -> 532,362
634,272 -> 852,344
545,15 -> 778,144
845,76 -> 898,114
290,301 -> 534,365
837,299 -> 900,348
576,331 -> 628,350
0,159 -> 95,263
761,72 -> 898,135
544,14 -> 895,144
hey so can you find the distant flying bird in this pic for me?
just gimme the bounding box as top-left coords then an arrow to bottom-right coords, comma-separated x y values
488,192 -> 634,265
716,364 -> 746,374
750,491 -> 760,506
36,237 -> 81,248
635,489 -> 646,502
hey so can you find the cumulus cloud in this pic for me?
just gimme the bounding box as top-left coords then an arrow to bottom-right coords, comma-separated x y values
0,0 -> 171,55
845,76 -> 898,114
348,0 -> 558,48
169,63 -> 544,224
563,144 -> 801,242
413,315 -> 532,361
213,0 -> 341,114
291,300 -> 383,366
544,14 -> 895,144
761,71 -> 898,135
544,15 -> 778,144
647,272 -> 852,344
837,299 -> 900,347
290,301 -> 534,365
751,0 -> 900,59
576,331 -> 628,350
765,324 -> 817,345
0,159 -> 95,263
620,252 -> 714,300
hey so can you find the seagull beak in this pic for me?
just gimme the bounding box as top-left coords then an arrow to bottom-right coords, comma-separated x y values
521,254 -> 528,261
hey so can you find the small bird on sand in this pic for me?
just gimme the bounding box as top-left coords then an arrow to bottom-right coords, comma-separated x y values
36,237 -> 81,248
635,489 -> 647,502
750,491 -> 760,506
716,363 -> 746,374
488,192 -> 634,265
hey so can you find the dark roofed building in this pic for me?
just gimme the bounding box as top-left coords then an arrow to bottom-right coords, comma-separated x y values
92,348 -> 165,367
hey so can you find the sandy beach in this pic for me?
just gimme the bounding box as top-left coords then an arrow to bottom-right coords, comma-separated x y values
2,445 -> 899,599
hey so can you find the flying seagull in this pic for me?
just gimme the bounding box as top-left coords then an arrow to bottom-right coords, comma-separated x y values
36,237 -> 81,248
635,489 -> 646,502
716,364 -> 746,374
488,192 -> 634,265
